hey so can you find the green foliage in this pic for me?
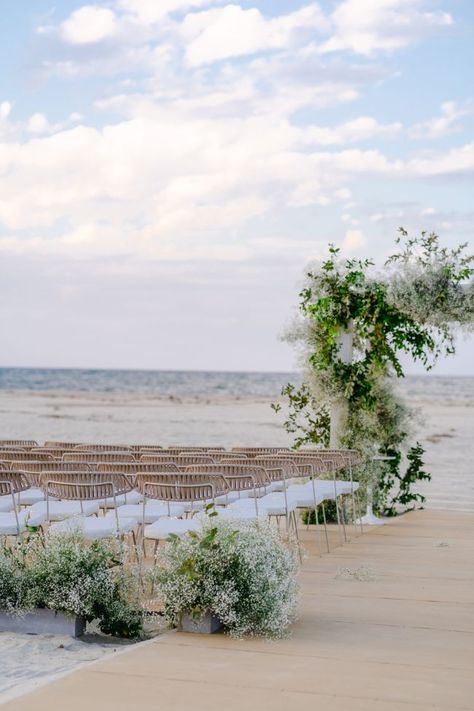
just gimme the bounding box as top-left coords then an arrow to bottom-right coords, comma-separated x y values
385,442 -> 431,515
0,532 -> 144,639
150,513 -> 300,638
272,382 -> 330,448
301,499 -> 339,525
277,230 -> 474,514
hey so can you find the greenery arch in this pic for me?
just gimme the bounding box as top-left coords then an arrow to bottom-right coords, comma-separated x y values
274,230 -> 474,515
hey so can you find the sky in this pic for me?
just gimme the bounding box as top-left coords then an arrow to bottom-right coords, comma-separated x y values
0,0 -> 473,374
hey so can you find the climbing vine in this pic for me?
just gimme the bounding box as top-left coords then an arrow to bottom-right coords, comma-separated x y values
276,230 -> 474,515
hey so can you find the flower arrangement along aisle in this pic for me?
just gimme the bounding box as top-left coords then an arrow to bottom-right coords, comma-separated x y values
0,531 -> 144,639
150,512 -> 300,638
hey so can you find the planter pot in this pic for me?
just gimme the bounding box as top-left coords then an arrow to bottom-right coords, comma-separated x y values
180,611 -> 222,634
0,609 -> 86,637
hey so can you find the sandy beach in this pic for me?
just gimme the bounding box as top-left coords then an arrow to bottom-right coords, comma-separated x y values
0,631 -> 120,704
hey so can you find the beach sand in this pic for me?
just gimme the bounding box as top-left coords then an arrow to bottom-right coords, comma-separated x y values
0,631 -> 120,704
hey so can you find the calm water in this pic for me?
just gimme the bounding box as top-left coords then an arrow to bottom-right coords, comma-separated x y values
0,367 -> 473,405
0,367 -> 296,399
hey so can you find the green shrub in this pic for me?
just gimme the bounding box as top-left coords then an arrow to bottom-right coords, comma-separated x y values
301,496 -> 357,525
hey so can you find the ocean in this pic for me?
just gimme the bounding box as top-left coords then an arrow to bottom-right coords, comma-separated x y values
0,367 -> 473,511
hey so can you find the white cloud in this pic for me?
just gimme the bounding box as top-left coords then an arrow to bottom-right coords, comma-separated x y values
60,6 -> 118,45
117,0 -> 219,24
1,101 -> 471,255
181,3 -> 328,66
27,113 -> 51,134
0,102 -> 12,120
303,116 -> 402,145
318,0 -> 453,56
341,229 -> 367,252
407,141 -> 474,176
410,100 -> 473,139
0,0 -> 469,268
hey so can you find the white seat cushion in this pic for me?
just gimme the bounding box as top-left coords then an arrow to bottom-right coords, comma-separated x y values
180,500 -> 207,513
214,491 -> 240,505
18,488 -> 45,506
116,502 -> 185,523
286,489 -> 325,508
28,500 -> 100,525
199,507 -> 264,522
257,493 -> 297,516
244,486 -> 269,498
0,495 -> 14,513
144,517 -> 199,540
50,514 -> 136,539
94,489 -> 143,508
288,480 -> 358,501
286,483 -> 327,505
0,510 -> 30,535
227,499 -> 268,518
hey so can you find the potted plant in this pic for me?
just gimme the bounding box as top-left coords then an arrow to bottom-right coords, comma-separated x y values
0,532 -> 144,638
150,511 -> 300,638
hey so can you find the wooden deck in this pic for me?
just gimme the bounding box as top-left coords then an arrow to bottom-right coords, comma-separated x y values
3,510 -> 474,711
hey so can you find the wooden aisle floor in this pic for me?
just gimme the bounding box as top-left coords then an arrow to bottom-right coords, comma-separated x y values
3,510 -> 474,711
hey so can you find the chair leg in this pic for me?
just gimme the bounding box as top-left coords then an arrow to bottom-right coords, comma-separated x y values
357,491 -> 364,535
333,487 -> 344,545
321,502 -> 330,553
131,529 -> 140,564
313,506 -> 323,558
351,490 -> 358,537
291,511 -> 302,563
339,495 -> 348,543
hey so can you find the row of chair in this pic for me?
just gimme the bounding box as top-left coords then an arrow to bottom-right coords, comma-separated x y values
0,443 -> 362,557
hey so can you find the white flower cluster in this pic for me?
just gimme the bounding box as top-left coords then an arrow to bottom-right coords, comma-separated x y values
0,532 -> 144,638
151,516 -> 300,638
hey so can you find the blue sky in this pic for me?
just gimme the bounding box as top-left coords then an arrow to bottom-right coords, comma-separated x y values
0,0 -> 473,373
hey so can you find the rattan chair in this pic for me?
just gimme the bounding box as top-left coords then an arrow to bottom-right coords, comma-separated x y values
44,441 -> 82,449
0,451 -> 54,462
222,458 -> 287,491
0,440 -> 38,448
97,462 -> 180,475
186,463 -> 270,496
274,451 -> 360,544
41,470 -> 139,507
73,444 -> 133,453
63,451 -> 136,463
132,445 -> 164,453
0,473 -> 35,536
140,481 -> 215,552
27,473 -> 102,525
206,451 -> 248,461
114,472 -> 187,525
231,447 -> 290,457
289,450 -> 362,527
167,446 -> 224,452
44,479 -> 137,542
